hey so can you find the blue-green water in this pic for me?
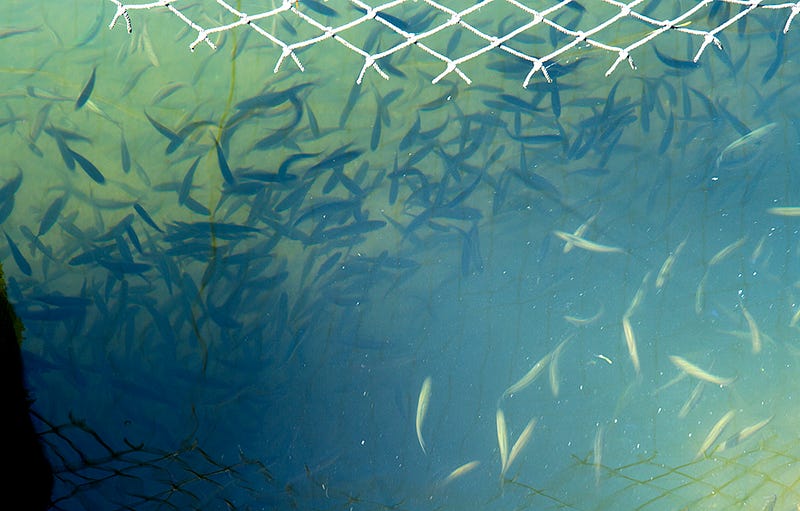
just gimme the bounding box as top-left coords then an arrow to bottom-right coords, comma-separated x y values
2,1 -> 799,509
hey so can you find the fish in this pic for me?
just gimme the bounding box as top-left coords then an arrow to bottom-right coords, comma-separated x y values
144,110 -> 182,149
120,132 -> 131,173
762,31 -> 785,84
441,461 -> 480,486
653,46 -> 701,71
656,235 -> 688,288
416,376 -> 432,454
133,203 -> 163,233
791,306 -> 800,328
695,270 -> 708,315
594,354 -> 613,365
307,146 -> 363,176
150,82 -> 186,105
301,0 -> 338,17
214,137 -> 235,185
370,92 -> 382,151
593,425 -> 604,486
312,220 -> 386,244
625,271 -> 651,318
338,82 -> 362,128
98,259 -> 152,277
140,23 -> 160,67
766,206 -> 800,216
564,305 -> 604,326
179,157 -> 201,205
29,103 -> 52,143
553,230 -> 625,254
38,194 -> 67,236
67,147 -> 105,184
0,27 -> 40,40
709,236 -> 747,265
695,410 -> 735,459
549,335 -> 571,398
678,381 -> 705,419
4,231 -> 32,276
622,316 -> 640,375
75,65 -> 97,109
503,417 -> 537,478
668,355 -> 735,386
563,209 -> 601,253
496,408 -> 508,473
738,299 -> 762,354
0,170 -> 22,219
717,416 -> 773,451
503,350 -> 553,397
715,122 -> 777,168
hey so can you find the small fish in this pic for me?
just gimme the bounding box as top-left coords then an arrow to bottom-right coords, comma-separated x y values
656,235 -> 688,289
75,65 -> 97,110
695,270 -> 708,315
594,354 -> 613,365
496,408 -> 508,473
38,194 -> 67,236
658,111 -> 674,154
653,46 -> 701,71
503,417 -> 537,478
669,355 -> 735,386
120,132 -> 131,173
738,299 -> 762,354
790,306 -> 800,328
0,27 -> 40,40
593,425 -> 604,486
622,315 -> 640,375
564,305 -> 604,326
67,147 -> 105,184
150,82 -> 186,105
709,236 -> 747,265
625,271 -> 651,318
548,335 -> 571,398
4,231 -> 32,276
140,23 -> 160,67
179,157 -> 201,205
133,203 -> 163,232
678,381 -> 705,419
553,230 -> 625,254
695,410 -> 735,459
0,169 -> 22,205
717,416 -> 773,451
416,376 -> 432,454
766,206 -> 800,216
563,209 -> 600,253
441,461 -> 480,486
715,122 -> 777,168
503,351 -> 553,397
213,137 -> 235,185
144,110 -> 182,148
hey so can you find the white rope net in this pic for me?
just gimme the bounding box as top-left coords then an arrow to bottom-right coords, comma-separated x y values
107,0 -> 800,86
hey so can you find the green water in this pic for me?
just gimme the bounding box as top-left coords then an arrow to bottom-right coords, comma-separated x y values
1,1 -> 799,509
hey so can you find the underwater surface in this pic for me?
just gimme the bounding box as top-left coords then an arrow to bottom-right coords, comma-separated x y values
1,0 -> 799,509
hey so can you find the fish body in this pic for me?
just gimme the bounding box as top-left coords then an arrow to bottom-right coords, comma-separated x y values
416,377 -> 432,454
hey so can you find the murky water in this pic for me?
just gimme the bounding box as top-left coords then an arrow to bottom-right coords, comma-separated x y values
2,1 -> 799,509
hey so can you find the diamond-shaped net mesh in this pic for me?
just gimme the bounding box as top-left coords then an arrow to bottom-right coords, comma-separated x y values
107,0 -> 800,85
